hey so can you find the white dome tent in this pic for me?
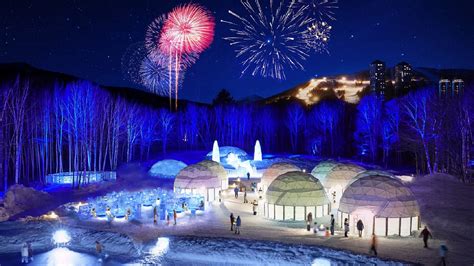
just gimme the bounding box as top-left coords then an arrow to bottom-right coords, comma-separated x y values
148,159 -> 187,178
196,160 -> 229,190
174,162 -> 228,202
260,162 -> 301,192
318,164 -> 365,208
338,175 -> 420,237
264,171 -> 330,221
310,161 -> 340,180
352,170 -> 396,180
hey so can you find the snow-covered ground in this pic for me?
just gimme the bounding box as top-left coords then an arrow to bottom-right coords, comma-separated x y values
0,157 -> 473,265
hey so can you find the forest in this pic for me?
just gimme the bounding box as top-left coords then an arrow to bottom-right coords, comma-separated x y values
0,75 -> 472,190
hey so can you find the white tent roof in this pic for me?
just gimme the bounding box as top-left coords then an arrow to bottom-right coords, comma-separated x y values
196,160 -> 228,183
148,159 -> 187,178
319,164 -> 365,191
310,161 -> 340,181
261,162 -> 301,189
352,170 -> 395,181
174,163 -> 222,190
339,175 -> 420,218
266,171 -> 330,206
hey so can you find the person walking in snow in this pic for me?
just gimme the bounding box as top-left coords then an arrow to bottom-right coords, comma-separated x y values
330,214 -> 335,236
230,213 -> 235,231
235,216 -> 241,235
247,172 -> 250,180
21,243 -> 29,263
218,190 -> 222,203
344,218 -> 349,237
95,241 -> 104,261
27,241 -> 33,262
439,244 -> 448,266
357,219 -> 364,237
234,186 -> 239,199
243,191 -> 248,203
153,206 -> 157,224
173,209 -> 177,225
419,226 -> 433,248
369,234 -> 378,256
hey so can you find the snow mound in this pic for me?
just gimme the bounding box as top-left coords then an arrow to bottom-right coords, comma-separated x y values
148,159 -> 187,178
0,185 -> 53,222
0,222 -> 141,261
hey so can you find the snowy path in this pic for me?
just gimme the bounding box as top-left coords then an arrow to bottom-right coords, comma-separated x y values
60,189 -> 461,265
2,171 -> 473,265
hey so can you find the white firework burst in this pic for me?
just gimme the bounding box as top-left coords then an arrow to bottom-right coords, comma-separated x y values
304,21 -> 332,53
222,0 -> 314,80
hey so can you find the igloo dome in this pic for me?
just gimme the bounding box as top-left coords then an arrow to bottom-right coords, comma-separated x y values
260,162 -> 301,192
310,161 -> 340,181
196,160 -> 228,189
174,163 -> 226,201
264,171 -> 330,221
352,170 -> 395,181
338,175 -> 420,237
315,163 -> 365,208
319,164 -> 365,190
148,159 -> 187,178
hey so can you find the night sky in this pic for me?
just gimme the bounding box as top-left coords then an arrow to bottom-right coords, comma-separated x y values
1,0 -> 473,103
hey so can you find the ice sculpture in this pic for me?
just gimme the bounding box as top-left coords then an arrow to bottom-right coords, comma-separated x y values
212,140 -> 220,163
254,140 -> 262,161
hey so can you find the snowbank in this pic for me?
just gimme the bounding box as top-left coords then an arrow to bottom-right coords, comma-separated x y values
0,221 -> 141,261
148,159 -> 187,178
0,185 -> 53,222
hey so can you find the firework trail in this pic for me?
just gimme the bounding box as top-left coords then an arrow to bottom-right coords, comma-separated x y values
222,0 -> 313,80
159,3 -> 215,109
146,15 -> 202,107
296,0 -> 338,21
140,55 -> 173,95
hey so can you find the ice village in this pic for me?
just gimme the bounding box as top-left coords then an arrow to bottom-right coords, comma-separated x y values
1,0 -> 474,265
1,138 -> 472,265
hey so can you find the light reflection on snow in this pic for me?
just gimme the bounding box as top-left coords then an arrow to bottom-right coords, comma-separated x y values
312,257 -> 331,266
150,237 -> 170,256
52,230 -> 71,245
34,247 -> 99,266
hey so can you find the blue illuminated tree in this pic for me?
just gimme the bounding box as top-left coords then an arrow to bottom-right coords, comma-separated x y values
381,99 -> 400,165
401,88 -> 436,174
309,100 -> 344,156
354,95 -> 382,161
286,103 -> 305,152
157,108 -> 175,154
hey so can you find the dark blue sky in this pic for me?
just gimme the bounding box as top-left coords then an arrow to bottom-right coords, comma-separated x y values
1,0 -> 473,103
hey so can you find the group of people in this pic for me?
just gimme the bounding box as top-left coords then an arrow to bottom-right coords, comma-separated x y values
20,242 -> 33,264
229,213 -> 242,235
304,214 -> 446,262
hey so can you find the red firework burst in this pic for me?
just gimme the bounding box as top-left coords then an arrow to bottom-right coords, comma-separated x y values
160,3 -> 215,55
